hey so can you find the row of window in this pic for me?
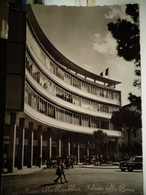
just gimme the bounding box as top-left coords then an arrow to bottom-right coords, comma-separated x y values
26,53 -> 119,114
26,25 -> 120,101
25,83 -> 119,130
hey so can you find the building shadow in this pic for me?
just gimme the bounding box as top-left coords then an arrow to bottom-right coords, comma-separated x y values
115,170 -> 142,173
40,183 -> 56,187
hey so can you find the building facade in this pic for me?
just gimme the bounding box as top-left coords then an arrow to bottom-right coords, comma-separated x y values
3,4 -> 121,172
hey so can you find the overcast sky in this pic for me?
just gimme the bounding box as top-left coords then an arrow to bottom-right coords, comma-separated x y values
32,4 -> 141,106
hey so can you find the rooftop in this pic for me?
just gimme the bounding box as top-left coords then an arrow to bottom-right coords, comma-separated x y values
21,4 -> 121,87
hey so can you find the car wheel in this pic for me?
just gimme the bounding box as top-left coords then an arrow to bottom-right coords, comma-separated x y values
128,166 -> 133,172
121,168 -> 125,171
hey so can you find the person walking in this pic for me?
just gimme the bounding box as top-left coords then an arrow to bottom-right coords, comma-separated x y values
61,163 -> 68,183
54,164 -> 63,184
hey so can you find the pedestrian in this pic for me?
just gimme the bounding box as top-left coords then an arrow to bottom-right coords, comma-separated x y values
65,156 -> 69,168
70,158 -> 73,168
61,163 -> 68,183
54,164 -> 63,184
72,155 -> 77,165
83,155 -> 87,165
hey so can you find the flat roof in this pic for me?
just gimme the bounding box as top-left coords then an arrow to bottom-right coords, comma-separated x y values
21,4 -> 121,86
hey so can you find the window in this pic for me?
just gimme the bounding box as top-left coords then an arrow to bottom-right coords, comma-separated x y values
31,94 -> 36,110
96,88 -> 100,96
91,118 -> 99,128
25,90 -> 29,105
72,95 -> 80,106
64,73 -> 71,84
46,57 -> 51,70
81,82 -> 88,92
50,61 -> 55,74
106,91 -> 109,98
82,116 -> 89,127
56,67 -> 64,80
40,73 -> 46,87
73,114 -> 80,125
100,89 -> 104,97
73,78 -> 81,89
40,50 -> 46,65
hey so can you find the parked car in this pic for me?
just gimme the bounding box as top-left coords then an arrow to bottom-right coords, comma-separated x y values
46,160 -> 57,168
119,156 -> 142,172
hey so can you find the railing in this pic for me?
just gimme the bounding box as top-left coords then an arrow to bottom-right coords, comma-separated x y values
26,52 -> 120,114
26,25 -> 121,103
25,82 -> 120,130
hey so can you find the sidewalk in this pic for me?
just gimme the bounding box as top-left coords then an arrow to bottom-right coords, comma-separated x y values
1,165 -> 47,177
75,163 -> 119,169
2,164 -> 119,177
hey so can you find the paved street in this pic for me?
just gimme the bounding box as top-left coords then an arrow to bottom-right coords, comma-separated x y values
2,165 -> 143,195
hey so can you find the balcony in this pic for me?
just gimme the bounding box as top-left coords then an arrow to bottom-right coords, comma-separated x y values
24,103 -> 121,137
26,71 -> 114,119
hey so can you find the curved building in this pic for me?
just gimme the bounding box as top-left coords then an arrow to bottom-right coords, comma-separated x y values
4,5 -> 121,172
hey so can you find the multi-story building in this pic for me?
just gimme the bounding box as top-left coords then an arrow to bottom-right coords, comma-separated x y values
3,4 -> 121,172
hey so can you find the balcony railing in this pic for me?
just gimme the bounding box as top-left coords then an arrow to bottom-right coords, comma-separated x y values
26,51 -> 120,115
26,25 -> 121,103
25,82 -> 121,131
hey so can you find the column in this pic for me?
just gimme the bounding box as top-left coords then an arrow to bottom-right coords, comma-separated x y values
70,133 -> 74,156
47,128 -> 52,160
18,118 -> 25,169
77,143 -> 80,163
87,145 -> 89,157
86,135 -> 90,157
7,113 -> 17,172
77,134 -> 80,163
58,137 -> 61,158
28,122 -> 34,168
57,131 -> 62,158
86,136 -> 90,158
108,141 -> 111,157
115,137 -> 118,155
68,137 -> 71,156
38,125 -> 43,168
106,142 -> 109,157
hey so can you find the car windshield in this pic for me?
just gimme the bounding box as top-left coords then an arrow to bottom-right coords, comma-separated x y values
130,157 -> 136,161
130,157 -> 142,162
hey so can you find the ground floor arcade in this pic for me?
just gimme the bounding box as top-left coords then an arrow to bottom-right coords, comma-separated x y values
3,113 -> 119,172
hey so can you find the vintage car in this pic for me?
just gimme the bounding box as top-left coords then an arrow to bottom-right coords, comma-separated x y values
46,159 -> 57,168
119,156 -> 142,172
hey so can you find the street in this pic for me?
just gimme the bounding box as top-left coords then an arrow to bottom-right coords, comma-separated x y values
2,165 -> 143,195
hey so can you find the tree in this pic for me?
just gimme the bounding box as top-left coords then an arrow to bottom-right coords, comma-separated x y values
108,4 -> 140,67
93,130 -> 107,156
128,92 -> 141,110
111,107 -> 141,157
107,4 -> 141,104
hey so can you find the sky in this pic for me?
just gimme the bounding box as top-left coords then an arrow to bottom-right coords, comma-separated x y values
32,4 -> 141,106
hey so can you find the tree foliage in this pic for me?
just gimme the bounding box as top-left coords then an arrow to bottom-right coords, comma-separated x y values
93,130 -> 107,156
93,130 -> 107,143
108,19 -> 140,66
128,93 -> 141,110
107,4 -> 141,89
108,4 -> 140,66
111,107 -> 141,156
111,108 -> 141,130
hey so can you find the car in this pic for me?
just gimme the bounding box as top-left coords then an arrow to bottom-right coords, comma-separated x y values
119,156 -> 142,172
46,159 -> 57,168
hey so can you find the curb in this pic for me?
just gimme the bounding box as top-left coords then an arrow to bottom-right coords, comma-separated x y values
1,164 -> 119,176
1,166 -> 46,177
75,164 -> 119,169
